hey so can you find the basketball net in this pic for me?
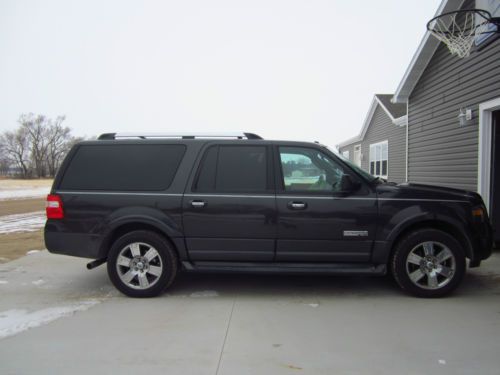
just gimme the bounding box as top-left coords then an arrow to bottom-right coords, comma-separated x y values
427,10 -> 492,58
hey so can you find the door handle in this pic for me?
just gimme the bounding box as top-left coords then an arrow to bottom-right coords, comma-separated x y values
190,200 -> 206,208
287,201 -> 307,210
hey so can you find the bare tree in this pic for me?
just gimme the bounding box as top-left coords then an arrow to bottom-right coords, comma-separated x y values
0,128 -> 31,177
0,113 -> 79,178
46,116 -> 71,176
20,114 -> 50,178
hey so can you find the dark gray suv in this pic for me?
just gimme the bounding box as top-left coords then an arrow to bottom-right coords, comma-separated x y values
44,132 -> 493,298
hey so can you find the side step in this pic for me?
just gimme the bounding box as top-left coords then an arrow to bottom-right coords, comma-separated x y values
181,261 -> 386,275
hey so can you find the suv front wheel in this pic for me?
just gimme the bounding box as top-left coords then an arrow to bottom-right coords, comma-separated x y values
391,228 -> 466,298
107,230 -> 178,298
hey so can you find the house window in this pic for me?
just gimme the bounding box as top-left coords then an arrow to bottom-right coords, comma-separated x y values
341,150 -> 349,160
369,141 -> 388,178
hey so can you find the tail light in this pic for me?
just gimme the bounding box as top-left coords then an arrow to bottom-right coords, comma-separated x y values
46,194 -> 64,219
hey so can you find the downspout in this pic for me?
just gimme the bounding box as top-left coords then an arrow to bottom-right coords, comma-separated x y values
405,100 -> 409,182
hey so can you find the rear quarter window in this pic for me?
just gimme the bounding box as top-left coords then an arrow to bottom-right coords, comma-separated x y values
59,144 -> 186,191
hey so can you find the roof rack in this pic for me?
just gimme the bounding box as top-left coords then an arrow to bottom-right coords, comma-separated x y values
97,132 -> 263,140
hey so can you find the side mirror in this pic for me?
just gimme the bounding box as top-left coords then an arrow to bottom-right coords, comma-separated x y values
339,174 -> 360,193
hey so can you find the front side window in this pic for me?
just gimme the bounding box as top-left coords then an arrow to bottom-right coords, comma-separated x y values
369,141 -> 388,178
194,145 -> 268,192
279,147 -> 345,192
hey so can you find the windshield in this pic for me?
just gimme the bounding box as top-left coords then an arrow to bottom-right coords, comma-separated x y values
327,146 -> 377,182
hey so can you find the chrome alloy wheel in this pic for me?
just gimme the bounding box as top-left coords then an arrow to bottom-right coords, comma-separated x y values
405,241 -> 456,290
116,242 -> 163,290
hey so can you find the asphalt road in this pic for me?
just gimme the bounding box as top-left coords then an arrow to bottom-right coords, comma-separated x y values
1,251 -> 500,375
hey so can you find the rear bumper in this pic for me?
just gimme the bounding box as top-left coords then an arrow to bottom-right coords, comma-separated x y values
44,223 -> 102,259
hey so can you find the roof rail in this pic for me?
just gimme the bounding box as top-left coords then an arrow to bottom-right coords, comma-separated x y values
97,132 -> 263,140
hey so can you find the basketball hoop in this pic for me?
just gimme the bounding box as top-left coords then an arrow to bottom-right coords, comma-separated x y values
427,9 -> 500,58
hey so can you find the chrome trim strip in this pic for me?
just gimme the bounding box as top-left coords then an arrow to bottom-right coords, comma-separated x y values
378,198 -> 468,203
184,194 -> 275,199
56,191 -> 183,197
55,191 -> 469,203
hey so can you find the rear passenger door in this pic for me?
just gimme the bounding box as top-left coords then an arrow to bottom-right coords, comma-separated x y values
182,143 -> 277,261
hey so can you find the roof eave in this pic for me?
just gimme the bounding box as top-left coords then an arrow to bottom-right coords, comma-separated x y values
392,0 -> 465,104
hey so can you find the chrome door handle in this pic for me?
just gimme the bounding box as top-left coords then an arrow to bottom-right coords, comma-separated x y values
190,200 -> 206,208
287,201 -> 307,210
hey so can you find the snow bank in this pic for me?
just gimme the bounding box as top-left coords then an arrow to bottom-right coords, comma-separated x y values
0,300 -> 100,339
0,187 -> 50,201
0,211 -> 46,234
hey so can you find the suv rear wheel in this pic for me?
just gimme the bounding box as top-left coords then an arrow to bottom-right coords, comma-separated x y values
107,230 -> 178,297
391,228 -> 466,298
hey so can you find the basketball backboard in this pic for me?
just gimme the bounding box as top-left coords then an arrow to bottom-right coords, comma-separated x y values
475,0 -> 500,46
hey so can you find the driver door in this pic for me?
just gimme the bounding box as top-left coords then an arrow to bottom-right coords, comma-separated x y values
275,145 -> 377,262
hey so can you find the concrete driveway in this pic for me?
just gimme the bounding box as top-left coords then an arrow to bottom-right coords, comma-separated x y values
1,251 -> 500,375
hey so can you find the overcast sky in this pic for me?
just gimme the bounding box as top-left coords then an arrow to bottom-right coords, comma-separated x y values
0,0 -> 440,148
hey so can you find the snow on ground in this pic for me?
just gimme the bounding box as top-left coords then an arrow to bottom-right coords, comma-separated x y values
0,187 -> 50,201
0,211 -> 46,234
0,300 -> 101,339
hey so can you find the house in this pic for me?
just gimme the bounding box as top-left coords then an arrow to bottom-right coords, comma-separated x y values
337,94 -> 407,183
392,0 -> 500,240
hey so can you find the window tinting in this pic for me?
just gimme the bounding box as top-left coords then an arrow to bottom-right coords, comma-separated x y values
194,145 -> 268,192
279,147 -> 345,192
60,144 -> 186,191
194,146 -> 218,191
217,146 -> 267,191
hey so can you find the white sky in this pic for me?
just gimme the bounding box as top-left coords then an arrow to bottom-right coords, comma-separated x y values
0,0 -> 440,148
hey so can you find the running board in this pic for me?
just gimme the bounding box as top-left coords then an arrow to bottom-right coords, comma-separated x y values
181,261 -> 386,275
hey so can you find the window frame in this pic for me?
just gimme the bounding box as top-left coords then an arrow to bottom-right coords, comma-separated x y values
275,145 -> 352,196
191,144 -> 274,193
341,150 -> 350,160
369,140 -> 388,179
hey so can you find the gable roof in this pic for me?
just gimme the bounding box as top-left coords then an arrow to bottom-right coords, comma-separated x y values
376,94 -> 407,119
392,0 -> 465,103
337,94 -> 407,149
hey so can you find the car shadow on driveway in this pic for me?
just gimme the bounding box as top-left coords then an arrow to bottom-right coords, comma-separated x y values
160,267 -> 500,300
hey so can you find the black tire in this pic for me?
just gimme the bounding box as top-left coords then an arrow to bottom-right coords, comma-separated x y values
391,228 -> 466,298
107,230 -> 178,298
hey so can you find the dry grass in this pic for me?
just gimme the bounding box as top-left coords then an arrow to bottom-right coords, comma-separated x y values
0,196 -> 48,263
0,198 -> 45,216
0,230 -> 45,263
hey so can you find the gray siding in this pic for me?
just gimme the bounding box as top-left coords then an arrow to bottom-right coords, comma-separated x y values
408,17 -> 500,191
339,105 -> 406,183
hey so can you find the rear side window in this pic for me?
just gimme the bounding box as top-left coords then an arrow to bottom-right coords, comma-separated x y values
60,144 -> 186,191
194,145 -> 269,192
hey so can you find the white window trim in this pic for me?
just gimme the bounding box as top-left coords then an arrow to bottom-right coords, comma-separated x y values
478,97 -> 500,213
342,150 -> 350,160
369,140 -> 388,179
353,144 -> 362,167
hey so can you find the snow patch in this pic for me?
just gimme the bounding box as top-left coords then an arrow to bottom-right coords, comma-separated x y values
32,279 -> 45,286
438,359 -> 446,365
190,290 -> 219,298
0,300 -> 100,339
26,250 -> 42,255
0,187 -> 50,201
0,211 -> 46,234
306,303 -> 319,308
0,280 -> 8,285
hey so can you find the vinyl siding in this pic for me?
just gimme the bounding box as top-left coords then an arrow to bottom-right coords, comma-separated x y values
407,7 -> 500,191
339,105 -> 406,183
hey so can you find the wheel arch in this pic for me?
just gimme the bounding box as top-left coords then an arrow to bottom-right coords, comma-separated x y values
97,220 -> 187,261
387,219 -> 473,263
